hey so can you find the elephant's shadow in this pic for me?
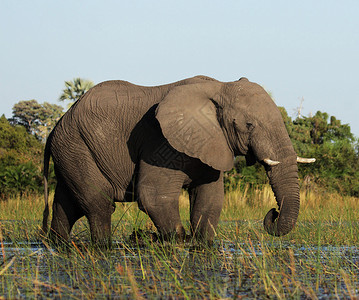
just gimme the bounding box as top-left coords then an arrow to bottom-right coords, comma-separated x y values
125,104 -> 220,203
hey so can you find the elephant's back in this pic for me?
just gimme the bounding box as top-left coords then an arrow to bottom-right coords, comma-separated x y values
65,80 -> 161,142
52,81 -> 161,195
76,80 -> 159,126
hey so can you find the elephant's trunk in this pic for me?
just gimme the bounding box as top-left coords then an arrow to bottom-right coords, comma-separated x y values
263,158 -> 300,236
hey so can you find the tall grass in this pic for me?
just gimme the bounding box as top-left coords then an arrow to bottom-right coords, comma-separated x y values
0,185 -> 358,298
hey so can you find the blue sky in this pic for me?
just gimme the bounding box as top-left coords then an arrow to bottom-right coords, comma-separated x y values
1,1 -> 359,137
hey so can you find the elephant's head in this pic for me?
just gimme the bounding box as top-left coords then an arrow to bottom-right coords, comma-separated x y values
156,77 -> 314,237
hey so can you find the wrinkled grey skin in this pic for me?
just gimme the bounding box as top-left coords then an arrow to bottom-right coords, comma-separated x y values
42,76 -> 300,247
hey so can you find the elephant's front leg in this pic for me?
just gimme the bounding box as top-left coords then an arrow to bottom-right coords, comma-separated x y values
137,160 -> 187,241
190,172 -> 224,243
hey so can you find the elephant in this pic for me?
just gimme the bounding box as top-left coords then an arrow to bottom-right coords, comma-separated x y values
42,75 -> 315,247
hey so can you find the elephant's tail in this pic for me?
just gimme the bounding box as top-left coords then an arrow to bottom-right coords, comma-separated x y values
41,131 -> 52,237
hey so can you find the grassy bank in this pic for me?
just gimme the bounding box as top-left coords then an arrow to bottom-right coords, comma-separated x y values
0,186 -> 358,298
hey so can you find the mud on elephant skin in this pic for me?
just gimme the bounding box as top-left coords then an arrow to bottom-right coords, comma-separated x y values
42,75 -> 315,247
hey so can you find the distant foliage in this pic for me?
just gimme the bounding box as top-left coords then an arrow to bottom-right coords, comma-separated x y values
224,159 -> 267,192
0,115 -> 44,198
0,162 -> 42,197
283,109 -> 359,196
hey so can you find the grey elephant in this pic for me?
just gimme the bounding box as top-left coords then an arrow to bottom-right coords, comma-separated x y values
42,75 -> 314,247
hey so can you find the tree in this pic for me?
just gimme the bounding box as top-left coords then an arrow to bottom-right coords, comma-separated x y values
279,108 -> 359,196
36,102 -> 64,141
10,100 -> 42,133
10,100 -> 63,141
59,78 -> 94,107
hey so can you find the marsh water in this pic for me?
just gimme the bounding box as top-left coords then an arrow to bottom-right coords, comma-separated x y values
1,220 -> 359,299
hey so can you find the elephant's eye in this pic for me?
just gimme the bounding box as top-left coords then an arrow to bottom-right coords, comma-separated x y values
233,120 -> 255,134
246,123 -> 254,131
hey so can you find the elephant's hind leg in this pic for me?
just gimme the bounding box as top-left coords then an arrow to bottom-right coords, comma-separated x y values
72,181 -> 115,248
87,203 -> 113,248
50,181 -> 84,245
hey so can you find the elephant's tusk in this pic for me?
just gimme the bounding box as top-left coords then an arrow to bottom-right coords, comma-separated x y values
263,158 -> 280,166
297,157 -> 316,163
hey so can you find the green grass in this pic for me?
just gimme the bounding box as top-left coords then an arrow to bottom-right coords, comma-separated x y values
0,186 -> 358,298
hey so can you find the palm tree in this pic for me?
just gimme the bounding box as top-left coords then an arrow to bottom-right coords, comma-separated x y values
59,78 -> 94,108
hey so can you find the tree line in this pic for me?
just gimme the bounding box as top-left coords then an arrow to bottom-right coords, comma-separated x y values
0,78 -> 93,199
1,80 -> 358,199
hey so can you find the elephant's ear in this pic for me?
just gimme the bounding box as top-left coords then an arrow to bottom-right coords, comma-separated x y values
155,83 -> 234,171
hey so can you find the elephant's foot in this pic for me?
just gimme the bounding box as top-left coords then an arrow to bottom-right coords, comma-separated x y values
189,236 -> 214,251
158,225 -> 184,243
87,210 -> 113,249
128,229 -> 159,246
128,225 -> 193,247
45,229 -> 72,251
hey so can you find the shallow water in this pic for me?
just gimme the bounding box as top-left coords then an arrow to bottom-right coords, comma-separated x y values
1,239 -> 358,298
1,219 -> 359,298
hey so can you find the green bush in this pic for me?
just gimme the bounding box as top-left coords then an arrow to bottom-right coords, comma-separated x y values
288,111 -> 359,197
224,157 -> 268,192
0,115 -> 45,199
0,162 -> 42,197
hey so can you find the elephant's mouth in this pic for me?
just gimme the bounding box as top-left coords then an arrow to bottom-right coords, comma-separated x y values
244,147 -> 257,166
